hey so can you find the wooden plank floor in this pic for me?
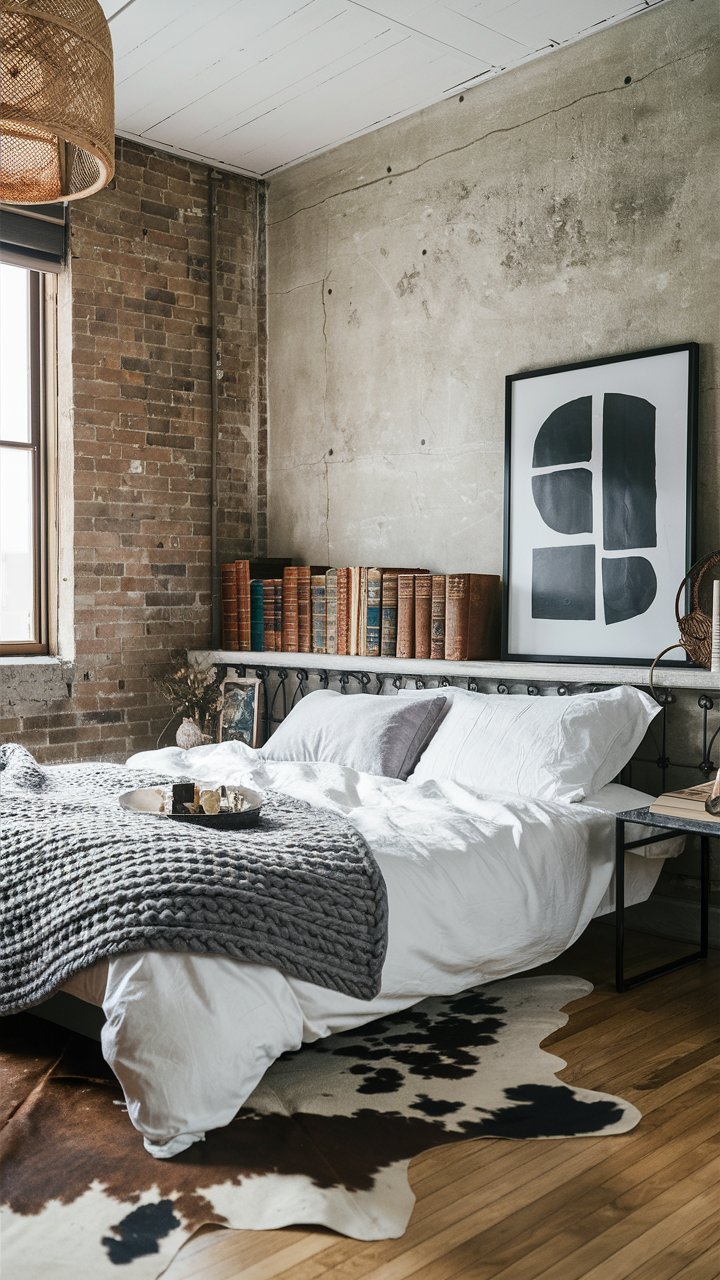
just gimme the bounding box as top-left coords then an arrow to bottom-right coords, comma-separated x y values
165,924 -> 719,1280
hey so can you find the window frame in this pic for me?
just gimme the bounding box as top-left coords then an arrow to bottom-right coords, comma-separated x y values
0,267 -> 49,656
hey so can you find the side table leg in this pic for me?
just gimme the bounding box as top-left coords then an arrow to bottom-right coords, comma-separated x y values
701,836 -> 709,959
615,819 -> 626,993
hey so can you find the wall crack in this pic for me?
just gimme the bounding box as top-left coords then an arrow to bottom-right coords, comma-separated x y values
269,45 -> 715,228
271,278 -> 325,297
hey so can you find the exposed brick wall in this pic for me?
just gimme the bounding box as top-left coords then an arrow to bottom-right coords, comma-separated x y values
1,139 -> 266,762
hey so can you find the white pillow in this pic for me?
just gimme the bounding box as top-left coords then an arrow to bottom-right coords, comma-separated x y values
260,689 -> 447,780
403,684 -> 659,802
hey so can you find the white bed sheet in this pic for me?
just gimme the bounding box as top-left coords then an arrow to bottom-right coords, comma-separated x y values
59,745 -> 675,1157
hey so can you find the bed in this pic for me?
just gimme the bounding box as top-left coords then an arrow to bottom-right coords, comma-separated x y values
7,683 -> 682,1158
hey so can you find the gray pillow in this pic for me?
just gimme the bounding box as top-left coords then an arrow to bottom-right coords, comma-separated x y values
260,689 -> 447,780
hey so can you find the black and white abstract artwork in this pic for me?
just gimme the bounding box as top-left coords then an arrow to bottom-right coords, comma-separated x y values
503,345 -> 697,664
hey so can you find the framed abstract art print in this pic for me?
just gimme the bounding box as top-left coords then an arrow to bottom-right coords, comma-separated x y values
502,343 -> 698,664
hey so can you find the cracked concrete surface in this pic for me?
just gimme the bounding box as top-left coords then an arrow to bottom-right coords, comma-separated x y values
269,49 -> 709,232
267,0 -> 719,571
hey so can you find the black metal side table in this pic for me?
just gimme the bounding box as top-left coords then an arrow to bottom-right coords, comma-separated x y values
615,807 -> 712,992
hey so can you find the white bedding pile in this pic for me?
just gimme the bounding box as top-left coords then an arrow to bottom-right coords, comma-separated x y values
62,741 -> 671,1158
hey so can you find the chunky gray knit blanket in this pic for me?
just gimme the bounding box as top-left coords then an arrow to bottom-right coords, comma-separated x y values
0,743 -> 388,1012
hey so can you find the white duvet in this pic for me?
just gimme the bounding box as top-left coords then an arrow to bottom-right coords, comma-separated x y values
62,743 -> 670,1157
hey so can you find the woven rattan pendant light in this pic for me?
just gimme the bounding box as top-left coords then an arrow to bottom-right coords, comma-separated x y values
0,0 -> 114,204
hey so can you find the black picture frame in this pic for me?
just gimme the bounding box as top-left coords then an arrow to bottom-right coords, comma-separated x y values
502,343 -> 698,666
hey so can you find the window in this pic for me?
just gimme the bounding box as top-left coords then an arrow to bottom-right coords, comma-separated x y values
0,262 -> 49,654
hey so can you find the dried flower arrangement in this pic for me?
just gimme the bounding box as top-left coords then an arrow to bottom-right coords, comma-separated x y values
154,654 -> 223,747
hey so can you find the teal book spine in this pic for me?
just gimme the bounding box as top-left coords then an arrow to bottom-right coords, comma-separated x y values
366,568 -> 382,658
250,579 -> 264,650
380,572 -> 398,657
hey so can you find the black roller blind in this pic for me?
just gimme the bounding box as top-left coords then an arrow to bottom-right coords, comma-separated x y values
0,203 -> 66,271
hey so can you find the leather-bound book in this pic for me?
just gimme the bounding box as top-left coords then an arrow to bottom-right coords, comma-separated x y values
466,573 -> 500,660
396,574 -> 415,659
235,560 -> 251,651
445,573 -> 501,660
262,580 -> 276,651
273,578 -> 283,650
414,573 -> 432,660
249,579 -> 264,651
282,565 -> 299,651
366,568 -> 382,658
358,568 -> 368,657
325,569 -> 338,655
430,574 -> 446,659
311,575 -> 326,653
336,567 -> 349,656
348,567 -> 361,656
297,566 -> 311,652
380,572 -> 398,657
221,563 -> 239,650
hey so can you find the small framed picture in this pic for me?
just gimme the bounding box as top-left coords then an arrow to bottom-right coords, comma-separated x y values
503,343 -> 698,665
217,675 -> 262,747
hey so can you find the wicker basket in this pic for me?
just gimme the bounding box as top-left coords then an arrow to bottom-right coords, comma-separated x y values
649,550 -> 720,696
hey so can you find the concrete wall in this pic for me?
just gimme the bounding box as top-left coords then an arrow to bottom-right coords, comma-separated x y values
266,0 -> 720,940
266,0 -> 719,573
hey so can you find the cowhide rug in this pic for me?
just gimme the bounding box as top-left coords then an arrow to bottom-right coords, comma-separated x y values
0,975 -> 640,1280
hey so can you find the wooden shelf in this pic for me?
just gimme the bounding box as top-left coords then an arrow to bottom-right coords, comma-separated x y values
189,650 -> 720,692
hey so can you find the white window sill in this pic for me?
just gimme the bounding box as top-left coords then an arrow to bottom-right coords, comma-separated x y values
0,655 -> 65,665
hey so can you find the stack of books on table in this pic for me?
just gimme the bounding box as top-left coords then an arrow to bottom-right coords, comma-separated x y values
648,782 -> 720,825
220,562 -> 501,661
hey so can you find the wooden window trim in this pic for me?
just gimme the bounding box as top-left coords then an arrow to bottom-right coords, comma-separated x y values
0,269 -> 49,657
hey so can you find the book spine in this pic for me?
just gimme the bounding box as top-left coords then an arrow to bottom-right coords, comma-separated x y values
649,801 -> 720,823
396,574 -> 415,659
358,568 -> 368,657
249,579 -> 264,651
349,568 -> 360,657
273,579 -> 283,651
336,568 -> 349,656
262,580 -> 276,652
221,563 -> 239,650
380,572 -> 398,658
366,568 -> 382,658
414,573 -> 432,661
311,575 -> 326,653
325,569 -> 338,655
235,560 -> 251,651
297,567 -> 311,653
445,574 -> 469,661
282,565 -> 299,651
466,573 -> 501,661
430,574 -> 446,660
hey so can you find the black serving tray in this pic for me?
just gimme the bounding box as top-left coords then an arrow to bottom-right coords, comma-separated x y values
168,807 -> 261,830
119,782 -> 263,830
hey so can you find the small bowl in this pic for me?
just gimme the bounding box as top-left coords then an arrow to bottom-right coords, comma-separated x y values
119,784 -> 263,830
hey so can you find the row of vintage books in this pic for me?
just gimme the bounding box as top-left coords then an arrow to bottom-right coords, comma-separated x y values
221,559 -> 501,661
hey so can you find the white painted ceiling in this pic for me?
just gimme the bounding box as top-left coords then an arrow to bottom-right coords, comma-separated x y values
102,0 -> 663,178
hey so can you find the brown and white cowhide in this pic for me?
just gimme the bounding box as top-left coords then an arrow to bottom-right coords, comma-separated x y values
0,976 -> 640,1279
